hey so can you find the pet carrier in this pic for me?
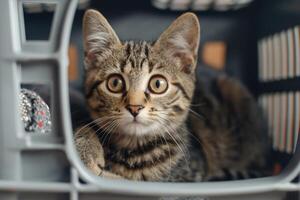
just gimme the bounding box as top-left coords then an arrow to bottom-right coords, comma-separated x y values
0,0 -> 300,199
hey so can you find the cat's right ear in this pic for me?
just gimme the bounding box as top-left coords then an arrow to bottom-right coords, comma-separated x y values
83,9 -> 121,67
153,13 -> 200,74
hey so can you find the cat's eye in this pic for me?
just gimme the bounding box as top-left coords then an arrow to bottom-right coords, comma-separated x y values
106,74 -> 125,93
148,75 -> 168,94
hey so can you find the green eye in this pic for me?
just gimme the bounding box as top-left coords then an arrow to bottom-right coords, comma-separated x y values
107,74 -> 124,93
148,75 -> 168,94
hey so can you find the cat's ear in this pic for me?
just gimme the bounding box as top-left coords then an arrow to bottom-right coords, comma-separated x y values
83,9 -> 121,63
154,13 -> 200,74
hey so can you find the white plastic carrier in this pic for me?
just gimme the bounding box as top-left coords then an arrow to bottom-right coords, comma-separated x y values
0,0 -> 300,199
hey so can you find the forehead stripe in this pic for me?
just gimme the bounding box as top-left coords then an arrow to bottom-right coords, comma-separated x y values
129,57 -> 135,68
167,90 -> 180,105
155,65 -> 164,70
140,58 -> 146,69
144,43 -> 149,58
125,42 -> 132,57
172,82 -> 191,100
120,59 -> 127,73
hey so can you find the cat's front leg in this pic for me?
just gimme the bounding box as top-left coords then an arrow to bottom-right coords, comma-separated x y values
74,126 -> 122,179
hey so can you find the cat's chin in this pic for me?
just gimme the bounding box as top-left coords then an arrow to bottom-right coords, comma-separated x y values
119,121 -> 160,136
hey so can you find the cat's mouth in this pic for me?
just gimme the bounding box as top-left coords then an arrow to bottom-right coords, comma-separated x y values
118,116 -> 157,135
121,122 -> 149,135
129,118 -> 147,126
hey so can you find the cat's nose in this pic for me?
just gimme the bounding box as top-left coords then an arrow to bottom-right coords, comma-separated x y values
126,104 -> 144,117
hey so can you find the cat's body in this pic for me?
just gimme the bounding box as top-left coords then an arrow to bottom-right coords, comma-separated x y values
75,10 -> 269,182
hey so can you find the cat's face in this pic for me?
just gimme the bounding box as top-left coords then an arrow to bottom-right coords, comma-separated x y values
83,10 -> 200,136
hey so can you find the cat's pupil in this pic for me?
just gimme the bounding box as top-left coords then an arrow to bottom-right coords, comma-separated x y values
113,79 -> 119,87
155,80 -> 160,88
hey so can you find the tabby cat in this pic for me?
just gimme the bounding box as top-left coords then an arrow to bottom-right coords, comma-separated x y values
75,9 -> 269,182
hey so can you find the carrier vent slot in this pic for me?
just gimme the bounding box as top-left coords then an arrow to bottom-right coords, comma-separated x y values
259,92 -> 300,154
22,3 -> 56,41
258,26 -> 300,82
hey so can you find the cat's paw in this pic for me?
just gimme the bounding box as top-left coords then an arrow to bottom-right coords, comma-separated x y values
74,126 -> 123,179
84,153 -> 105,176
74,127 -> 106,176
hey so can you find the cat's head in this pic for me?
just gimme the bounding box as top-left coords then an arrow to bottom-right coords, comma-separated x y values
83,10 -> 200,136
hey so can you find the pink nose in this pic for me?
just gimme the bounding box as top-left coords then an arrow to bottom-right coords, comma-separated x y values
126,105 -> 144,117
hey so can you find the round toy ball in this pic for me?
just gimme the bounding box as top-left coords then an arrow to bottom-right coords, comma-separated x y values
19,88 -> 52,134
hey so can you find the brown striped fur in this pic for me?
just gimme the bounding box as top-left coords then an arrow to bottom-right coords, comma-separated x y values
74,10 -> 268,181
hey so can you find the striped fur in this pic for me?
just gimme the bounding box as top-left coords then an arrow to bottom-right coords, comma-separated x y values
74,10 -> 269,182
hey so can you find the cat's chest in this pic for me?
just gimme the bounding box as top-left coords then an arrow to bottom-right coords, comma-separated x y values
103,140 -> 183,181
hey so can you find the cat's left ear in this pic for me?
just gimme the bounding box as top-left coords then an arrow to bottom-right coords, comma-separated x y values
154,13 -> 200,74
83,9 -> 121,64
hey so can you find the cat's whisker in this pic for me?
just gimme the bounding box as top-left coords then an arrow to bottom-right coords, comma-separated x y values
92,123 -> 110,144
75,118 -> 100,134
155,116 -> 189,167
95,118 -> 120,146
188,108 -> 206,120
75,117 -> 105,135
102,120 -> 119,145
160,116 -> 190,155
190,102 -> 206,107
97,117 -> 119,134
177,125 -> 203,147
165,124 -> 190,161
165,128 -> 189,167
157,129 -> 173,181
106,121 -> 120,145
89,116 -> 120,140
